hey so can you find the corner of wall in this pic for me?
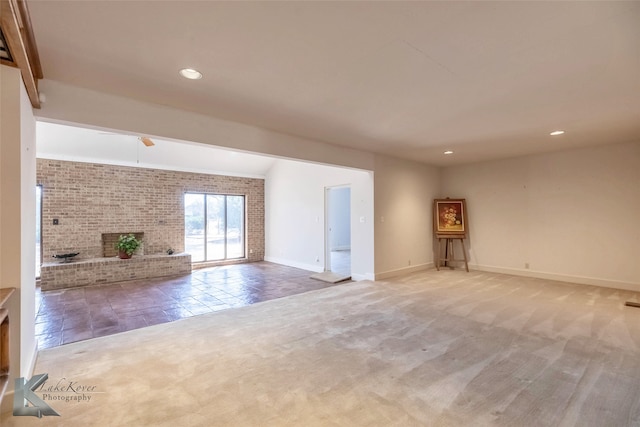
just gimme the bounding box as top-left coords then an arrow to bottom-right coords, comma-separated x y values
264,256 -> 323,273
374,262 -> 434,281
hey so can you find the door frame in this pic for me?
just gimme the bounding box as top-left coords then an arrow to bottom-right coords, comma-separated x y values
324,184 -> 351,273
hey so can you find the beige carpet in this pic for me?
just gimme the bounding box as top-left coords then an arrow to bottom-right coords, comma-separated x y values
3,270 -> 640,426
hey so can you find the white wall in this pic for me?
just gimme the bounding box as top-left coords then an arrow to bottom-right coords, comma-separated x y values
265,159 -> 374,280
0,65 -> 37,413
440,141 -> 640,290
20,70 -> 37,377
328,187 -> 351,251
374,154 -> 441,279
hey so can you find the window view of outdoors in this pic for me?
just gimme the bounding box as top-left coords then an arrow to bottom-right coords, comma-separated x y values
185,193 -> 206,262
206,195 -> 225,260
226,196 -> 245,258
36,185 -> 42,278
185,193 -> 245,262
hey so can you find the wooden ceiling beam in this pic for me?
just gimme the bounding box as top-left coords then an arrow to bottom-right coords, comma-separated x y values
15,0 -> 41,79
0,0 -> 42,108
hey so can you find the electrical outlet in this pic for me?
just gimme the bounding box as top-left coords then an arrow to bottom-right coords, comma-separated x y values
525,262 -> 530,269
315,256 -> 320,262
249,249 -> 253,254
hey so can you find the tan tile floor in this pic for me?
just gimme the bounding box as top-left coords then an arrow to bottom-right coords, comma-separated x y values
35,262 -> 347,349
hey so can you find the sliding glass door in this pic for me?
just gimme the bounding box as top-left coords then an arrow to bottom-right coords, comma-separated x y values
36,185 -> 42,278
185,193 -> 245,262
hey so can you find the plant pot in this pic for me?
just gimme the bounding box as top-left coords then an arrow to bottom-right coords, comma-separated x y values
118,251 -> 132,259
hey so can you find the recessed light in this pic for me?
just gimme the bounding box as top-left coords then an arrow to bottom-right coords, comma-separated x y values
179,68 -> 203,80
444,150 -> 454,155
550,130 -> 565,136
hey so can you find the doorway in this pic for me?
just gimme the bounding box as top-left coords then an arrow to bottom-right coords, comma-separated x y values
325,186 -> 351,275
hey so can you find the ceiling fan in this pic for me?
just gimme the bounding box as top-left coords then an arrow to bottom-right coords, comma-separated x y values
138,136 -> 155,147
98,132 -> 155,147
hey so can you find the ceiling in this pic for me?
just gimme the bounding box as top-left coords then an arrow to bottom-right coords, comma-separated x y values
36,121 -> 277,178
27,1 -> 640,166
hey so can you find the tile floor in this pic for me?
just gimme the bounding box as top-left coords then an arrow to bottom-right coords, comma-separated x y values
35,261 -> 347,349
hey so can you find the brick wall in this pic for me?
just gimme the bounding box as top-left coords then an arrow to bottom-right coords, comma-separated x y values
37,159 -> 265,263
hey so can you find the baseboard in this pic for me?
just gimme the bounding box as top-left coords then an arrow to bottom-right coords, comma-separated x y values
375,262 -> 434,281
372,261 -> 639,292
471,264 -> 640,292
264,256 -> 323,273
351,273 -> 375,281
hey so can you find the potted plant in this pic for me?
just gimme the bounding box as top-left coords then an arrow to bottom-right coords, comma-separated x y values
115,234 -> 141,259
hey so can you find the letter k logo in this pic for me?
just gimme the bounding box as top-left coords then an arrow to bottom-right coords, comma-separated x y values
13,374 -> 60,417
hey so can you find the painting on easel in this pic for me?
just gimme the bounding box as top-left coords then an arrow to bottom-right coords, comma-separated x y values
433,199 -> 467,237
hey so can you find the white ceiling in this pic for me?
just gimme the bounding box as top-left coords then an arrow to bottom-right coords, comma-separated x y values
28,1 -> 640,166
37,122 -> 277,178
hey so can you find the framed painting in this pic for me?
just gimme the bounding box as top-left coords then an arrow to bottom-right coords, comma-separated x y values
433,198 -> 467,237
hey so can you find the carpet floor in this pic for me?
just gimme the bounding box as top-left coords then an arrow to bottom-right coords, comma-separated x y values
3,269 -> 640,426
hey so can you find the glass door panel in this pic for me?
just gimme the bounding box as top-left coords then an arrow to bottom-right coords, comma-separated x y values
226,196 -> 244,259
184,193 -> 205,262
206,195 -> 225,260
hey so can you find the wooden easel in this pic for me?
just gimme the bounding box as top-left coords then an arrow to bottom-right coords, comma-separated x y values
435,234 -> 469,272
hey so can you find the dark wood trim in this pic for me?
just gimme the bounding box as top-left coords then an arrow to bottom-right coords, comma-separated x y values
0,58 -> 16,67
15,0 -> 42,78
0,0 -> 41,108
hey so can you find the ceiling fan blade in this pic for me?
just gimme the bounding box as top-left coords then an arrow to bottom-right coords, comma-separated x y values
139,137 -> 155,147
